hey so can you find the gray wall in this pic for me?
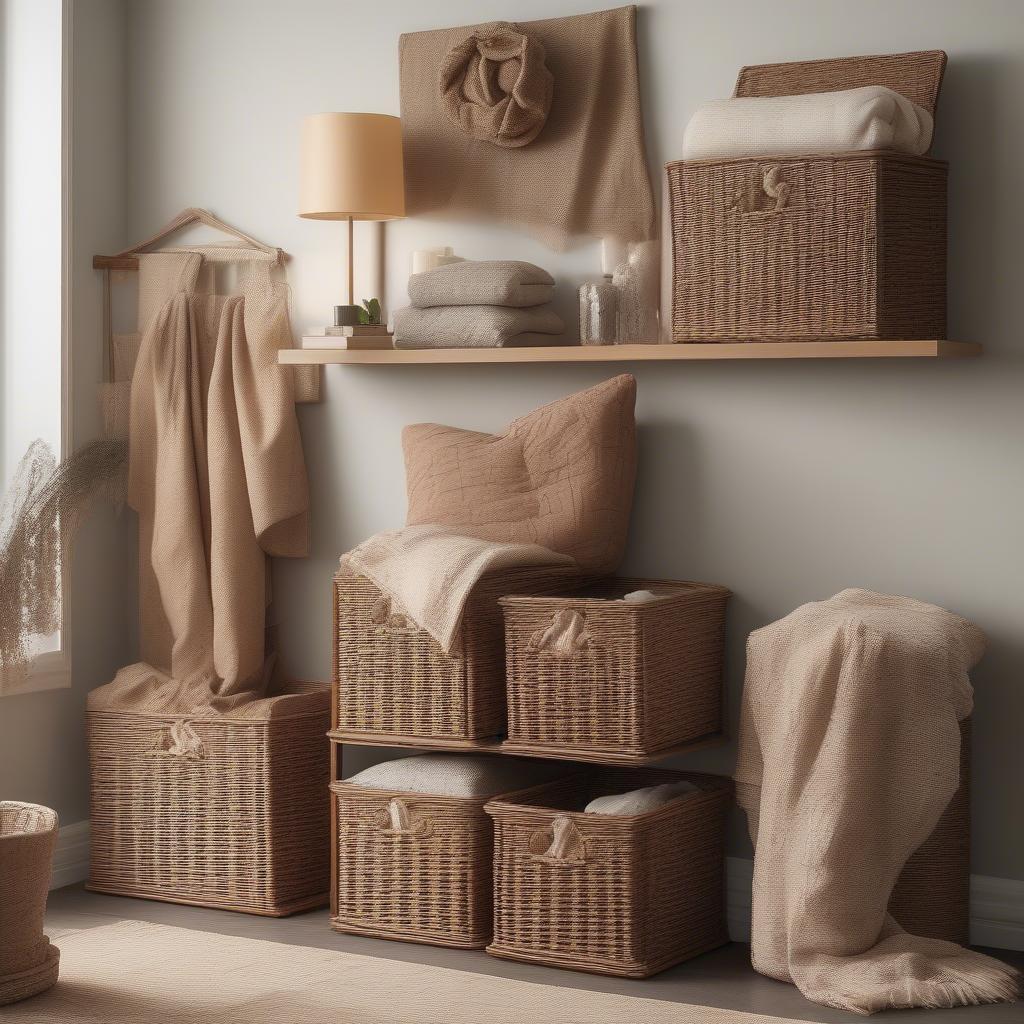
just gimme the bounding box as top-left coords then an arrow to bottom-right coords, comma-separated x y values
89,0 -> 1024,882
0,0 -> 133,823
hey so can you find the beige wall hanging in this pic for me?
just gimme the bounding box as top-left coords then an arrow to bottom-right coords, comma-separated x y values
400,5 -> 656,249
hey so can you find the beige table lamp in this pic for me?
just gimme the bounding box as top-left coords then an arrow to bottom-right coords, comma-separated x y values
299,112 -> 405,325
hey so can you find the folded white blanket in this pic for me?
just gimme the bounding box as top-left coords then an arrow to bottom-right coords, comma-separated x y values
347,753 -> 560,797
409,261 -> 555,309
341,524 -> 575,652
393,304 -> 565,349
682,86 -> 933,161
585,780 -> 697,815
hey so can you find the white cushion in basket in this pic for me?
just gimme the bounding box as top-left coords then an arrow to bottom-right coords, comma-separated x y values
585,780 -> 697,815
347,754 -> 556,798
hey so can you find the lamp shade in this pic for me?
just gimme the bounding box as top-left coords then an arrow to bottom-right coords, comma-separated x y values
299,112 -> 405,221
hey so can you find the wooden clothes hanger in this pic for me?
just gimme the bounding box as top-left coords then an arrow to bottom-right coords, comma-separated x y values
93,207 -> 289,270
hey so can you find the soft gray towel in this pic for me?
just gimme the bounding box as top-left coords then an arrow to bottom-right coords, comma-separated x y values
408,260 -> 555,309
393,304 -> 565,349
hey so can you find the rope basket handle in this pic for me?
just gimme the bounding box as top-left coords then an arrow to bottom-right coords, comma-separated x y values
376,798 -> 432,837
528,815 -> 587,865
143,719 -> 205,761
369,595 -> 421,635
731,164 -> 791,216
528,609 -> 593,659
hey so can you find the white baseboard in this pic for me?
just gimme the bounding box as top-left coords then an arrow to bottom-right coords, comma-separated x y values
50,820 -> 90,890
728,857 -> 1024,952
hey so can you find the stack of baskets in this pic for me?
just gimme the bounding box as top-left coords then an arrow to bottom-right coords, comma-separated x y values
667,50 -> 949,342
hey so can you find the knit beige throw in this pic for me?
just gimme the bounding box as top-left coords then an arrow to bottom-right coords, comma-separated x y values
735,589 -> 1018,1015
400,6 -> 655,249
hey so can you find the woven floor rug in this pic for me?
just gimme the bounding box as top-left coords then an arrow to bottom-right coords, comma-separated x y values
8,920 -> 811,1024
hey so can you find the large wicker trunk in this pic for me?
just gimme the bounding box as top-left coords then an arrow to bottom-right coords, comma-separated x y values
668,50 -> 948,342
486,769 -> 732,978
334,564 -> 581,742
87,684 -> 331,916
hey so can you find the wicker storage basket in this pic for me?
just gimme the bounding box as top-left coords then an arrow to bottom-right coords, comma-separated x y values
87,682 -> 331,916
889,718 -> 971,943
501,579 -> 729,761
0,803 -> 60,1006
486,769 -> 731,977
334,564 -> 581,742
331,766 -> 567,949
668,50 -> 948,341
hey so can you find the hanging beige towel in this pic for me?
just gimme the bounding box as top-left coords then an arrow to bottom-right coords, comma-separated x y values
393,304 -> 565,349
342,524 -> 574,653
735,589 -> 1017,1015
408,261 -> 555,309
400,6 -> 656,249
127,251 -> 308,699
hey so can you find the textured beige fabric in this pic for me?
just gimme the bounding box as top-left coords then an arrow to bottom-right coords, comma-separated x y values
682,86 -> 934,161
348,753 -> 561,797
8,920 -> 814,1023
393,303 -> 564,349
585,781 -> 698,815
404,375 -> 637,573
408,260 -> 555,309
440,23 -> 553,148
735,590 -> 1018,1015
400,6 -> 656,249
126,250 -> 308,702
342,524 -> 573,652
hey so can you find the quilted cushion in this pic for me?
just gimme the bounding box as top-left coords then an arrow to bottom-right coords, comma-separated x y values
402,374 -> 636,573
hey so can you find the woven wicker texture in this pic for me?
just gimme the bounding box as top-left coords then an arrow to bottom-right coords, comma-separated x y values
332,780 -> 500,948
735,50 -> 947,119
668,152 -> 947,341
486,769 -> 731,978
501,579 -> 729,758
335,565 -> 581,740
87,689 -> 330,916
890,719 -> 971,944
0,802 -> 59,1006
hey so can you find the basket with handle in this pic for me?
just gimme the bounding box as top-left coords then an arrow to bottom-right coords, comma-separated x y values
486,768 -> 732,977
667,50 -> 948,342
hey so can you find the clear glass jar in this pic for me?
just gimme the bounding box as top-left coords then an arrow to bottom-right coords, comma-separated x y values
578,276 -> 618,345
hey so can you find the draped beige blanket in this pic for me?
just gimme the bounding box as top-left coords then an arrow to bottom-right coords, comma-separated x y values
123,250 -> 308,702
735,590 -> 1018,1015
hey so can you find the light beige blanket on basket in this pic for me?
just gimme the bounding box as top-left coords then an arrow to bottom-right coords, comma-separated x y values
735,589 -> 1018,1015
342,524 -> 574,652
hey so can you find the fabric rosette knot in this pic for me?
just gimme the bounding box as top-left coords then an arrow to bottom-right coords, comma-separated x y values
439,22 -> 553,148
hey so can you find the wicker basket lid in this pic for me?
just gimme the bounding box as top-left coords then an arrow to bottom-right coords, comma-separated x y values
734,50 -> 947,118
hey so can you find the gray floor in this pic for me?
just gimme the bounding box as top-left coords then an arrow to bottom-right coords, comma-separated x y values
47,884 -> 1022,1023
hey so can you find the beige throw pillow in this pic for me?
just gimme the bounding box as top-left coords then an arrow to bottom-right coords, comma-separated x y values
403,374 -> 637,573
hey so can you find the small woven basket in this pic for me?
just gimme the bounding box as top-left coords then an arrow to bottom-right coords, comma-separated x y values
668,50 -> 948,342
501,579 -> 729,761
0,803 -> 60,1006
334,564 -> 581,742
486,769 -> 732,978
331,772 -> 566,949
87,683 -> 331,916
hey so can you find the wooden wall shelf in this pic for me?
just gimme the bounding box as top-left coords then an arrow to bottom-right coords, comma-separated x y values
281,340 -> 980,365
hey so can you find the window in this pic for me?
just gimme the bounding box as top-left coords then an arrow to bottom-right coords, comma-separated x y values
0,0 -> 70,694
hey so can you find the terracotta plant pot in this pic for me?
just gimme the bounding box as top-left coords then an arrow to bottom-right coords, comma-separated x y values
0,802 -> 60,1005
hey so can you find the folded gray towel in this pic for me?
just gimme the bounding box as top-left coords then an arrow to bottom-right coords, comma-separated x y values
393,304 -> 565,349
408,260 -> 555,309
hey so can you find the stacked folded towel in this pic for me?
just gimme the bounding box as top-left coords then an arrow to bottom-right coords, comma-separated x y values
585,780 -> 698,815
682,85 -> 933,161
394,260 -> 565,349
347,753 -> 561,797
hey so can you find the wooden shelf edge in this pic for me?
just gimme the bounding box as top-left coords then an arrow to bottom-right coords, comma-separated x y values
281,340 -> 980,365
328,730 -> 727,765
